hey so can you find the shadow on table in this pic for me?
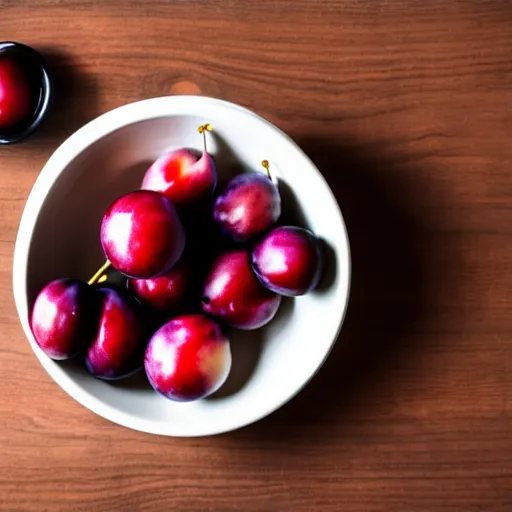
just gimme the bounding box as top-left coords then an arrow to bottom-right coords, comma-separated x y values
232,135 -> 441,442
33,48 -> 100,144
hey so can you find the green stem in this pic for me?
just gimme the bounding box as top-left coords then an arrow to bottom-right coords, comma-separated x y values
88,260 -> 112,285
198,123 -> 212,153
261,160 -> 271,179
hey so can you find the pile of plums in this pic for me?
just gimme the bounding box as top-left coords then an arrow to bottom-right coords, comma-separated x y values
30,126 -> 325,402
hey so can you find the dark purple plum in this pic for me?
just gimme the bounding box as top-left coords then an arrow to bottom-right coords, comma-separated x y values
30,278 -> 97,360
100,190 -> 185,279
85,286 -> 147,380
252,226 -> 324,296
201,250 -> 281,330
213,172 -> 281,242
145,314 -> 231,402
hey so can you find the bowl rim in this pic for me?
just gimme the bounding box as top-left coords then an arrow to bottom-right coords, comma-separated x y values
12,95 -> 352,436
0,41 -> 53,145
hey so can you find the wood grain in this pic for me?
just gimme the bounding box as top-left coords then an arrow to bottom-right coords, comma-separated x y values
1,1 -> 512,510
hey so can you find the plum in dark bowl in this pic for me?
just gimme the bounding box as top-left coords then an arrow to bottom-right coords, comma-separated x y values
0,41 -> 52,144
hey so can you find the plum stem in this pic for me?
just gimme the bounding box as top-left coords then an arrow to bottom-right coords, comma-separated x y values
261,160 -> 271,179
198,123 -> 212,153
88,260 -> 112,285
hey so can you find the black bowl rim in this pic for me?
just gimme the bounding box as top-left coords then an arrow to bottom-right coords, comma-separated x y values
0,41 -> 53,145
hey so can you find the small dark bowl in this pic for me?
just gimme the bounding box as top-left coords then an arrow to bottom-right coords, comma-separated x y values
0,41 -> 52,145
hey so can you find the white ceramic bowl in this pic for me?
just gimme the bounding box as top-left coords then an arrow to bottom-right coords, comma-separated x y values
13,96 -> 351,436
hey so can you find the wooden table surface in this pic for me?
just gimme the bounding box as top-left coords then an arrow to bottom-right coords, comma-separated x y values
1,1 -> 512,511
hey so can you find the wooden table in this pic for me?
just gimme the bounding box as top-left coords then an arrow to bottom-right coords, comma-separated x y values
1,1 -> 511,511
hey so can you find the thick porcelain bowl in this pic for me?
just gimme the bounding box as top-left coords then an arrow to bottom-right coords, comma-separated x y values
12,96 -> 351,436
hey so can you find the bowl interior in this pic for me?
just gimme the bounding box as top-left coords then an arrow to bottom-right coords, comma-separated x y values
15,98 -> 350,436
